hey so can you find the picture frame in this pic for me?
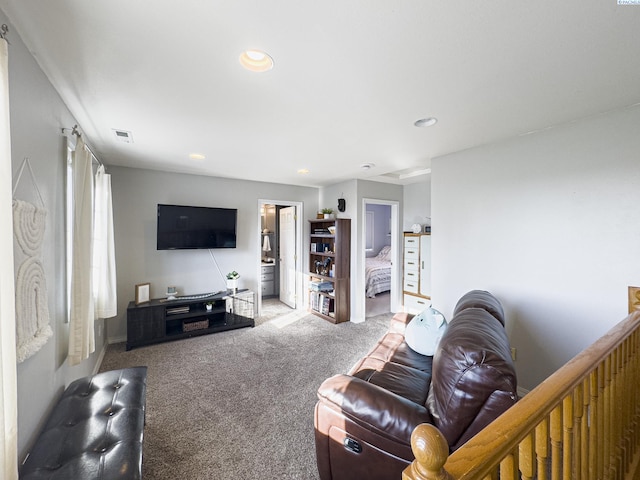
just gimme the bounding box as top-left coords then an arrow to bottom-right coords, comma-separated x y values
135,283 -> 150,305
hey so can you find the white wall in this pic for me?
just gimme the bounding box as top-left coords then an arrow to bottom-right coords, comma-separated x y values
2,10 -> 105,459
320,180 -> 405,321
432,105 -> 640,390
107,166 -> 319,341
403,178 -> 431,231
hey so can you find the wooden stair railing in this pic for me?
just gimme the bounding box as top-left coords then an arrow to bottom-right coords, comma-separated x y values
403,311 -> 640,480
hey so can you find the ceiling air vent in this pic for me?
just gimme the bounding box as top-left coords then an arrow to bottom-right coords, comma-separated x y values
112,129 -> 133,143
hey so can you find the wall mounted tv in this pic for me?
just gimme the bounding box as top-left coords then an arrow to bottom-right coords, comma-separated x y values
157,204 -> 237,250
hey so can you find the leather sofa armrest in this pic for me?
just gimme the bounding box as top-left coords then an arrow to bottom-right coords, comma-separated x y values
389,312 -> 414,335
317,374 -> 433,444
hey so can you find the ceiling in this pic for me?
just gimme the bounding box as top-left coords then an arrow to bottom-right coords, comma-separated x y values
3,0 -> 640,187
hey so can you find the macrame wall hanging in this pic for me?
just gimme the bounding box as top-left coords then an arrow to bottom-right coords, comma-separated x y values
13,158 -> 52,363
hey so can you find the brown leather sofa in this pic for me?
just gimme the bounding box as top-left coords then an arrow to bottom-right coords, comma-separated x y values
314,290 -> 518,480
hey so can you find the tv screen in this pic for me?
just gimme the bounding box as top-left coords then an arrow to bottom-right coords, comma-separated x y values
157,204 -> 237,250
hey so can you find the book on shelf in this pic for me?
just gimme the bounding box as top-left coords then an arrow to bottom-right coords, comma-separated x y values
310,291 -> 334,316
321,296 -> 333,315
166,306 -> 190,315
310,281 -> 333,292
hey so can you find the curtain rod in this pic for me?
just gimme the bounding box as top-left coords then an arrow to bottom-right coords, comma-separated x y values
62,124 -> 103,167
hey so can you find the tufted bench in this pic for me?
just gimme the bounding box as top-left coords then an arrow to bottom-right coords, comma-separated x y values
20,367 -> 148,480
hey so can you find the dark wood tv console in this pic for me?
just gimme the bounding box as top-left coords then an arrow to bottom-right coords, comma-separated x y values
126,290 -> 254,350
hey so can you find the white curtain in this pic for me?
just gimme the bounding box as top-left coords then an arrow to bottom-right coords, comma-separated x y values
68,137 -> 95,366
0,36 -> 19,480
93,165 -> 117,318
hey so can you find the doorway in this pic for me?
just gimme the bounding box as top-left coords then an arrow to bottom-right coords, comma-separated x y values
257,200 -> 303,317
362,199 -> 400,319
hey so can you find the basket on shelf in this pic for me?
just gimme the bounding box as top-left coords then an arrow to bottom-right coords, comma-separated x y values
183,319 -> 209,332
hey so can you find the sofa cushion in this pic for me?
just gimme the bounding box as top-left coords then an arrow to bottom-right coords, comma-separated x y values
349,332 -> 434,375
352,361 -> 432,406
427,308 -> 517,449
316,374 -> 434,444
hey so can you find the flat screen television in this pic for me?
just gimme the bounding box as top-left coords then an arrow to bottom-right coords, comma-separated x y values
157,204 -> 237,250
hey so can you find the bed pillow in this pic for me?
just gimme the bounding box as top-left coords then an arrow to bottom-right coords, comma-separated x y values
376,245 -> 391,261
405,307 -> 447,356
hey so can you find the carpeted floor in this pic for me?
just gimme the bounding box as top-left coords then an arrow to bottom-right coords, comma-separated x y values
366,291 -> 390,318
99,308 -> 392,479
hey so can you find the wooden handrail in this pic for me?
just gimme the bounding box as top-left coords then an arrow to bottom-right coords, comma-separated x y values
403,311 -> 640,480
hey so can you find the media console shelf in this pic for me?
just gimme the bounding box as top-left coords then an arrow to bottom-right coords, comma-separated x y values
126,290 -> 254,350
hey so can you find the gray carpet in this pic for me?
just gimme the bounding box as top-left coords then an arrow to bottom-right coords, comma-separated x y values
366,291 -> 390,318
99,310 -> 392,479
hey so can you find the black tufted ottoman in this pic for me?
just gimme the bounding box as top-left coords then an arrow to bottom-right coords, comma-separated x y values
20,367 -> 147,480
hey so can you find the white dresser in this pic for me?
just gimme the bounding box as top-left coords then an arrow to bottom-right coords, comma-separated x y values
403,233 -> 431,314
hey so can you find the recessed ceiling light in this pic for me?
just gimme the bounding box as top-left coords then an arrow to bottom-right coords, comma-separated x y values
297,168 -> 310,175
189,153 -> 206,160
414,117 -> 438,128
239,50 -> 274,72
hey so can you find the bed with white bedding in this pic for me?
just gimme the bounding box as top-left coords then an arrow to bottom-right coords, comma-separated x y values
365,246 -> 391,298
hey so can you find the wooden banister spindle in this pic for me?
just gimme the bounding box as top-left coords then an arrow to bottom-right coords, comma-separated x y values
562,394 -> 573,479
402,423 -> 453,480
589,368 -> 600,480
572,383 -> 584,478
580,378 -> 590,479
499,448 -> 519,480
519,432 -> 535,480
612,345 -> 623,476
596,363 -> 605,479
603,355 -> 612,480
632,331 -> 640,459
622,337 -> 633,470
535,418 -> 550,480
550,405 -> 562,480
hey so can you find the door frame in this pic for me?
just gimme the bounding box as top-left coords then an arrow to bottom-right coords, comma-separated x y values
256,199 -> 304,316
361,198 -> 400,319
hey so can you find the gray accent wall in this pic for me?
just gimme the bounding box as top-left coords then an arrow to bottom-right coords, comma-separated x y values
107,166 -> 319,341
3,10 -> 105,459
365,203 -> 392,257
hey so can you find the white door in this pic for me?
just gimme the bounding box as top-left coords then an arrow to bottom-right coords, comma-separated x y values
419,234 -> 431,297
279,206 -> 296,308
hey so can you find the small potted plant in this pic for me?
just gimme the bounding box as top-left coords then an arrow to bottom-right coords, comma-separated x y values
205,301 -> 214,311
226,271 -> 240,293
322,208 -> 334,219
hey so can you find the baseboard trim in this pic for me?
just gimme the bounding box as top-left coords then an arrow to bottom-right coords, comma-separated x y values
92,342 -> 107,375
107,335 -> 126,345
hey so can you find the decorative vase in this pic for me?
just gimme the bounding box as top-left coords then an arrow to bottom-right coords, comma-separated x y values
226,278 -> 238,293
